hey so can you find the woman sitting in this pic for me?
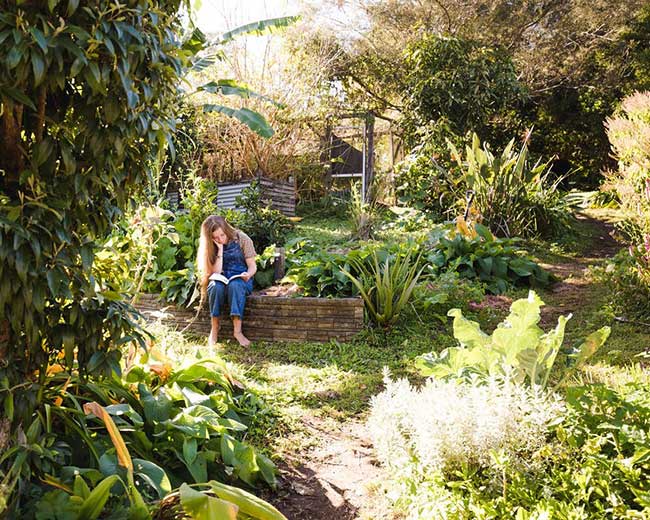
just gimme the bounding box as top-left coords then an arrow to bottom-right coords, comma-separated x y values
197,215 -> 257,346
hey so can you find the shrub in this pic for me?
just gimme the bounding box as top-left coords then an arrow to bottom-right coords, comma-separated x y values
341,247 -> 424,328
605,91 -> 650,289
370,373 -> 564,472
284,245 -> 364,298
10,342 -> 279,517
347,183 -> 380,240
285,240 -> 425,299
416,291 -> 611,390
226,181 -> 294,250
413,269 -> 486,323
449,133 -> 571,238
462,381 -> 650,519
0,0 -> 182,424
401,35 -> 526,149
368,372 -> 564,518
428,222 -> 552,294
393,120 -> 466,218
596,250 -> 650,320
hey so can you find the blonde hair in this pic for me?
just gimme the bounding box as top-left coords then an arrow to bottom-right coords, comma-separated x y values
197,215 -> 238,292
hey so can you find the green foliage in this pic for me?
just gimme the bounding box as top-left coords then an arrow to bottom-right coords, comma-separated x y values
33,475 -> 121,520
8,350 -> 276,517
416,291 -> 611,389
449,133 -> 571,238
457,381 -> 650,519
284,239 -> 360,297
159,101 -> 203,198
428,224 -> 551,294
394,120 -> 466,217
596,250 -> 650,320
381,379 -> 650,519
413,270 -> 486,323
188,16 -> 300,139
347,183 -> 380,240
175,481 -> 287,520
341,247 -> 424,328
254,245 -> 280,289
402,35 -> 526,148
0,0 -> 183,421
226,181 -> 294,251
285,238 -> 425,299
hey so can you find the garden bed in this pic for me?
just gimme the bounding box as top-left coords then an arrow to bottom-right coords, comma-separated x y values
136,293 -> 364,342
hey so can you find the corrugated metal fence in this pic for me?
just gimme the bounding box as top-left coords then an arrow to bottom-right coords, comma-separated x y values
217,177 -> 296,216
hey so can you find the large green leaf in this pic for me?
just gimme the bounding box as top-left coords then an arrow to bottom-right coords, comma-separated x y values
203,104 -> 274,138
76,475 -> 120,520
491,291 -> 544,363
198,79 -> 282,107
133,459 -> 171,499
418,291 -> 610,390
0,85 -> 37,110
209,480 -> 287,520
571,326 -> 611,367
180,483 -> 238,520
447,309 -> 490,349
215,16 -> 300,45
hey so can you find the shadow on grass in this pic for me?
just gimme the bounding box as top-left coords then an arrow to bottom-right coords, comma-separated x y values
216,320 -> 457,417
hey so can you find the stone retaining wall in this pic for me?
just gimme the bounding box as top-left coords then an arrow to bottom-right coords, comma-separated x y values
136,294 -> 364,342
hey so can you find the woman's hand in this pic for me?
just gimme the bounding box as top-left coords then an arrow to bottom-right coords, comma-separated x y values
240,272 -> 252,282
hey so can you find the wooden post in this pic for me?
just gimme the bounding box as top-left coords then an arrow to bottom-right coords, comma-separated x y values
322,123 -> 333,190
364,113 -> 375,201
273,247 -> 286,281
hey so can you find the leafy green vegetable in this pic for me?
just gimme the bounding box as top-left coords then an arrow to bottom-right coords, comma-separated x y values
417,291 -> 610,388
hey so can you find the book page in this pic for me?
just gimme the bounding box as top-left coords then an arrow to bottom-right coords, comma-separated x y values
209,273 -> 229,283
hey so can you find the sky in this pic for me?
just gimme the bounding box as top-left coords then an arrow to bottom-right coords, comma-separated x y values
195,0 -> 302,34
194,0 -> 368,38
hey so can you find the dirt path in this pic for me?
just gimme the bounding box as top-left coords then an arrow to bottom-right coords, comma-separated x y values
270,417 -> 384,520
538,211 -> 620,327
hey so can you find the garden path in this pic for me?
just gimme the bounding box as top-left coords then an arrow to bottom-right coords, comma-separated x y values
538,211 -> 620,326
269,416 -> 385,520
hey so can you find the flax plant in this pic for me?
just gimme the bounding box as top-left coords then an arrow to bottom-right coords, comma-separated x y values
449,133 -> 567,238
342,248 -> 424,328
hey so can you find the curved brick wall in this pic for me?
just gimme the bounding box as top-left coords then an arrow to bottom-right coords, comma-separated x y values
135,294 -> 365,343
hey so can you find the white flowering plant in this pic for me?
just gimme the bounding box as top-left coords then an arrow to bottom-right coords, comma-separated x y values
368,370 -> 565,519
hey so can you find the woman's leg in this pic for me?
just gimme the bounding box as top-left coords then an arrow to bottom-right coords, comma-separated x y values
231,316 -> 250,347
227,279 -> 253,346
207,281 -> 226,345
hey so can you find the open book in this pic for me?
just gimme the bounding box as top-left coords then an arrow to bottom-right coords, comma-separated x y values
209,272 -> 246,284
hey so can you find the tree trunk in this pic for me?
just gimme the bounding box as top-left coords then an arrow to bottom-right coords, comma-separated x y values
0,98 -> 24,186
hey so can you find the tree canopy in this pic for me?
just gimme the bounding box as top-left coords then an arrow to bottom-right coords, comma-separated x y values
0,0 -> 184,422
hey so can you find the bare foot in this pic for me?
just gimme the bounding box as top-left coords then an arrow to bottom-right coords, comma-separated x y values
233,331 -> 251,347
208,330 -> 219,346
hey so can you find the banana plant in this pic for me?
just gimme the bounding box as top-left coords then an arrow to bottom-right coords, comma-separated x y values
184,16 -> 300,138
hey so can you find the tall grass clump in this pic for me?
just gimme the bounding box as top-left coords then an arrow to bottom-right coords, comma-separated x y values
449,133 -> 570,238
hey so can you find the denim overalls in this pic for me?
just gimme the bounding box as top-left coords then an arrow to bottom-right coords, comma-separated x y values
207,236 -> 253,318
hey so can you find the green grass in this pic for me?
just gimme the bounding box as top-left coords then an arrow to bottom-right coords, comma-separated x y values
288,215 -> 353,247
